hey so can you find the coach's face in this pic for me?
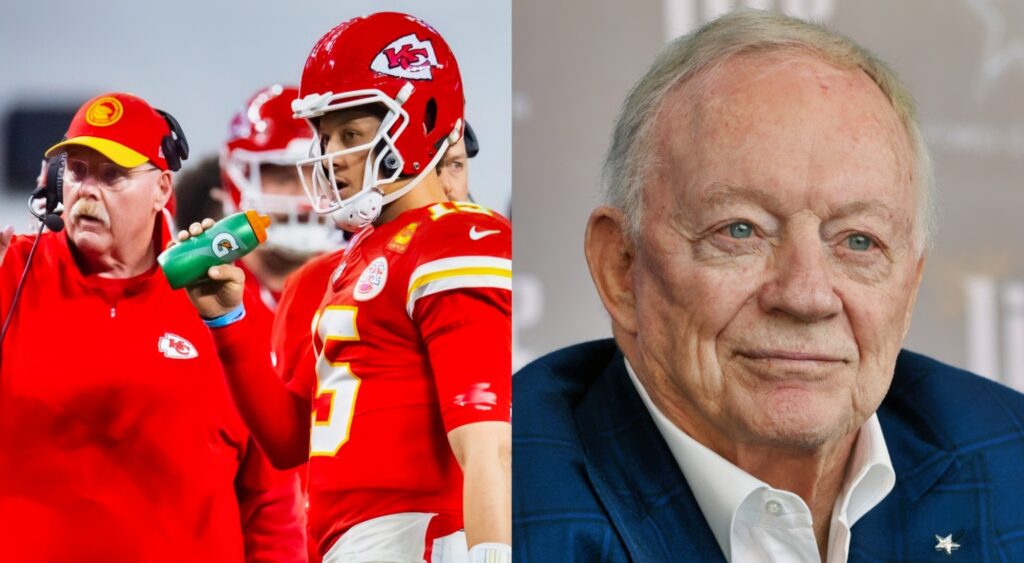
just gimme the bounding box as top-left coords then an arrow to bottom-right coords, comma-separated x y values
588,53 -> 926,454
63,146 -> 170,263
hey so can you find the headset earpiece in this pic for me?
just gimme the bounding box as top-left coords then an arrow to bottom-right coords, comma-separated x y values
161,136 -> 181,172
155,109 -> 189,171
463,121 -> 479,158
46,152 -> 66,216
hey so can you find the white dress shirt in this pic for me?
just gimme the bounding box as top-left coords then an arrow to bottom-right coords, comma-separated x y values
625,361 -> 896,563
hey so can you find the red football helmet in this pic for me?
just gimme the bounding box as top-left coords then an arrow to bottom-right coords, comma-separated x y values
222,84 -> 341,255
293,12 -> 465,230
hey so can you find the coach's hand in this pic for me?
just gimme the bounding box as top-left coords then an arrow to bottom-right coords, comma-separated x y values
173,218 -> 246,319
0,225 -> 14,268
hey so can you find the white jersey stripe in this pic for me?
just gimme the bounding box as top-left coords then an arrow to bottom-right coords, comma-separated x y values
408,256 -> 512,294
407,274 -> 512,317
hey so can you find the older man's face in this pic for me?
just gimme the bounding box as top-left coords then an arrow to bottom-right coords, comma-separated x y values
63,146 -> 165,259
631,53 -> 924,452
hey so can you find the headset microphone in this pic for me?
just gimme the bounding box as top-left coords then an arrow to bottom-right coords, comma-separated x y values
3,152 -> 68,349
43,213 -> 64,233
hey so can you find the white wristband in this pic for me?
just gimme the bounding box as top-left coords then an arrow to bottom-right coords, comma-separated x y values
468,542 -> 511,563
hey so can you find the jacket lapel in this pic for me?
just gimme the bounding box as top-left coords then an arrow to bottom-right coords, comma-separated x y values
574,351 -> 726,562
850,352 -> 985,562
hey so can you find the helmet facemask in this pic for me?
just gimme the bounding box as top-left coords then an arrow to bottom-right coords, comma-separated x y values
294,82 -> 461,232
294,87 -> 413,230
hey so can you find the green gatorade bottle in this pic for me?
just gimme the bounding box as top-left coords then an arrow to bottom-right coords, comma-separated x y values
158,210 -> 271,289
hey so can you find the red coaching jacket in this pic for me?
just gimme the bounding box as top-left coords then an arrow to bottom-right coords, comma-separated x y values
0,225 -> 306,563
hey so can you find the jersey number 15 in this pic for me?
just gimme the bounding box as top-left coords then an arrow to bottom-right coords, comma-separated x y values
310,306 -> 361,456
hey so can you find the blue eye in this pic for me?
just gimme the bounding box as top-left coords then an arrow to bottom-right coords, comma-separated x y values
727,222 -> 753,239
846,233 -> 873,251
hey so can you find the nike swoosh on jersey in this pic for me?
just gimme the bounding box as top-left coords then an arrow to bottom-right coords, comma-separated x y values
469,226 -> 502,240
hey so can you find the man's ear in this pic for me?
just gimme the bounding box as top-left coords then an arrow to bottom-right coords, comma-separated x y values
585,205 -> 638,335
153,171 -> 173,213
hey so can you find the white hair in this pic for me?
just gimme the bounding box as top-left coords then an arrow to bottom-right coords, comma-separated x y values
602,10 -> 935,253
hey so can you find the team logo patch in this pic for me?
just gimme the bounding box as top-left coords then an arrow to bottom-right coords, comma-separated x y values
85,97 -> 124,127
212,232 -> 239,258
386,221 -> 420,254
353,257 -> 388,301
370,34 -> 439,80
158,332 -> 198,359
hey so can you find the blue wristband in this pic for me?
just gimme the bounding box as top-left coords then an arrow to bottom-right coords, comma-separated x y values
203,303 -> 246,328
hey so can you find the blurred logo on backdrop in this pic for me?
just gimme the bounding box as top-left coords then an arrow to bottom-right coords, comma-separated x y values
663,0 -> 835,40
966,0 -> 1024,97
965,275 -> 1024,390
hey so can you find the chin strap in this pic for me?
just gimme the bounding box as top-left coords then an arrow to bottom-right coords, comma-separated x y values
332,188 -> 384,232
329,118 -> 463,232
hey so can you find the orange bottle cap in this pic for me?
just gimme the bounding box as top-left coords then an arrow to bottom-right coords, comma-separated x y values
244,209 -> 272,243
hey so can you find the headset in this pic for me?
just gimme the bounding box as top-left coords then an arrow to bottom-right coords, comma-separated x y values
463,121 -> 479,158
156,109 -> 190,172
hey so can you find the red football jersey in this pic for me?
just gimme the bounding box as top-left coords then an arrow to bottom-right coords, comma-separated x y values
279,201 -> 512,554
0,230 -> 305,562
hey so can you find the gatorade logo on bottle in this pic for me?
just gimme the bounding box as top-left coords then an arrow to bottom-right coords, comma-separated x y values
212,232 -> 240,258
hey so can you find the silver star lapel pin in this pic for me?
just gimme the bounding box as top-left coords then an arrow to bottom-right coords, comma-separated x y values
935,534 -> 961,556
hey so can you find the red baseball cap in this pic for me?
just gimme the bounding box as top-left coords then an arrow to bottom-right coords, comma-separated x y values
45,92 -> 173,170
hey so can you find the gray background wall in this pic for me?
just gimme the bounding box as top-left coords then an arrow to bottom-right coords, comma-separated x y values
512,0 -> 1024,392
0,0 -> 511,226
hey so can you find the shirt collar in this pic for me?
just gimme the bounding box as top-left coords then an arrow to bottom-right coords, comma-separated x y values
624,359 -> 895,561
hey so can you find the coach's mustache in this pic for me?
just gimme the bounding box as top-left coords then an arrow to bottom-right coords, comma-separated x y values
69,200 -> 111,228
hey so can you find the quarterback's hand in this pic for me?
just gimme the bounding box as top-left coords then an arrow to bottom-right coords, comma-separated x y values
173,219 -> 246,319
0,224 -> 14,268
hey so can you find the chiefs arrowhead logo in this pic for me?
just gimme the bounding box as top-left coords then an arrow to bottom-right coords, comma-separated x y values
158,332 -> 198,359
371,34 -> 439,80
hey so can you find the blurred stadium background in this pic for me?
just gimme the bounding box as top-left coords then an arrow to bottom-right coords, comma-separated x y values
0,0 -> 510,226
512,0 -> 1024,392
